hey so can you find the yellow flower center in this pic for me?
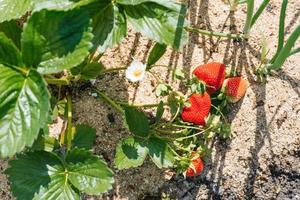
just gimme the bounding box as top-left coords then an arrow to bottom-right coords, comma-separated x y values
133,70 -> 142,77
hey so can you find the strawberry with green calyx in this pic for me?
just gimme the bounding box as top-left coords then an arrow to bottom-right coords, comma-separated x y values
221,77 -> 249,103
181,92 -> 211,126
193,62 -> 226,94
183,152 -> 204,177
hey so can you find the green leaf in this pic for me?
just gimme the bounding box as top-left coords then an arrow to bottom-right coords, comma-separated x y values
72,124 -> 96,150
6,149 -> 114,199
155,101 -> 164,122
32,0 -> 81,12
174,68 -> 185,79
124,2 -> 187,49
34,178 -> 80,200
155,83 -> 171,96
34,0 -> 100,12
147,43 -> 167,67
74,62 -> 105,80
0,33 -> 23,66
0,66 -> 50,157
32,131 -> 59,152
269,25 -> 300,71
5,151 -> 72,200
0,0 -> 32,23
116,0 -> 182,11
0,0 -> 100,23
147,137 -> 174,168
66,148 -> 114,195
21,9 -> 93,73
0,20 -> 22,48
124,106 -> 149,137
270,0 -> 288,63
93,4 -> 127,53
115,136 -> 148,169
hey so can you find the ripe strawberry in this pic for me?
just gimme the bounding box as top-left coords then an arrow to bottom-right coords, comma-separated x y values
181,92 -> 211,126
184,153 -> 204,177
222,77 -> 248,103
193,62 -> 226,94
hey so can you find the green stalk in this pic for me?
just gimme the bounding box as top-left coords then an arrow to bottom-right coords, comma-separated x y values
168,124 -> 203,130
101,67 -> 127,74
250,0 -> 270,27
45,78 -> 70,85
95,90 -> 124,114
243,0 -> 254,37
267,25 -> 300,71
185,26 -> 244,39
176,127 -> 212,141
66,93 -> 73,151
289,47 -> 300,57
8,64 -> 30,76
117,101 -> 164,108
270,0 -> 288,63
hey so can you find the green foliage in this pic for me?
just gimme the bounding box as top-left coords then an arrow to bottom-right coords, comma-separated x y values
114,136 -> 148,169
72,62 -> 105,80
115,136 -> 174,169
6,148 -> 114,199
0,0 -> 32,23
147,43 -> 167,67
0,66 -> 50,157
72,124 -> 96,150
0,33 -> 23,66
155,101 -> 165,122
124,2 -> 187,49
250,0 -> 270,27
156,83 -> 171,96
147,137 -> 174,168
174,69 -> 185,80
32,131 -> 59,152
92,4 -> 127,53
0,20 -> 22,48
0,0 -> 192,198
22,9 -> 93,73
124,106 -> 149,137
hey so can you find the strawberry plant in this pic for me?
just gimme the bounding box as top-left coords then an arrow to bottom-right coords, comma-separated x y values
0,0 -> 189,199
96,61 -> 248,175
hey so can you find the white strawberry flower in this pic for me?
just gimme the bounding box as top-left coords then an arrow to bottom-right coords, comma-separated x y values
125,59 -> 147,82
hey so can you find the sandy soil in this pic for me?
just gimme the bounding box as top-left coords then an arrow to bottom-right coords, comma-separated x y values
1,0 -> 300,199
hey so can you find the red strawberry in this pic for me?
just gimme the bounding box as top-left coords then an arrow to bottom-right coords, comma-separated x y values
185,153 -> 204,177
181,92 -> 211,126
222,77 -> 248,103
193,62 -> 226,94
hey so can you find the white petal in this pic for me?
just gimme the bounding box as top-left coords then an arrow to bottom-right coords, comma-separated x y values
126,60 -> 147,82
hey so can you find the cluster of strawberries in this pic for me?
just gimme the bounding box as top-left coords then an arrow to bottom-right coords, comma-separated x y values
181,62 -> 248,177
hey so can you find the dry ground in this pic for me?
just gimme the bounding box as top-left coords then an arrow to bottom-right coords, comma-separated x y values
1,0 -> 300,199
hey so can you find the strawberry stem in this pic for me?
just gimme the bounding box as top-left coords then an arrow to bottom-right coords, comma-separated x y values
101,67 -> 127,74
176,127 -> 213,141
45,77 -> 70,85
95,90 -> 124,114
66,93 -> 73,151
117,101 -> 166,108
185,26 -> 244,39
